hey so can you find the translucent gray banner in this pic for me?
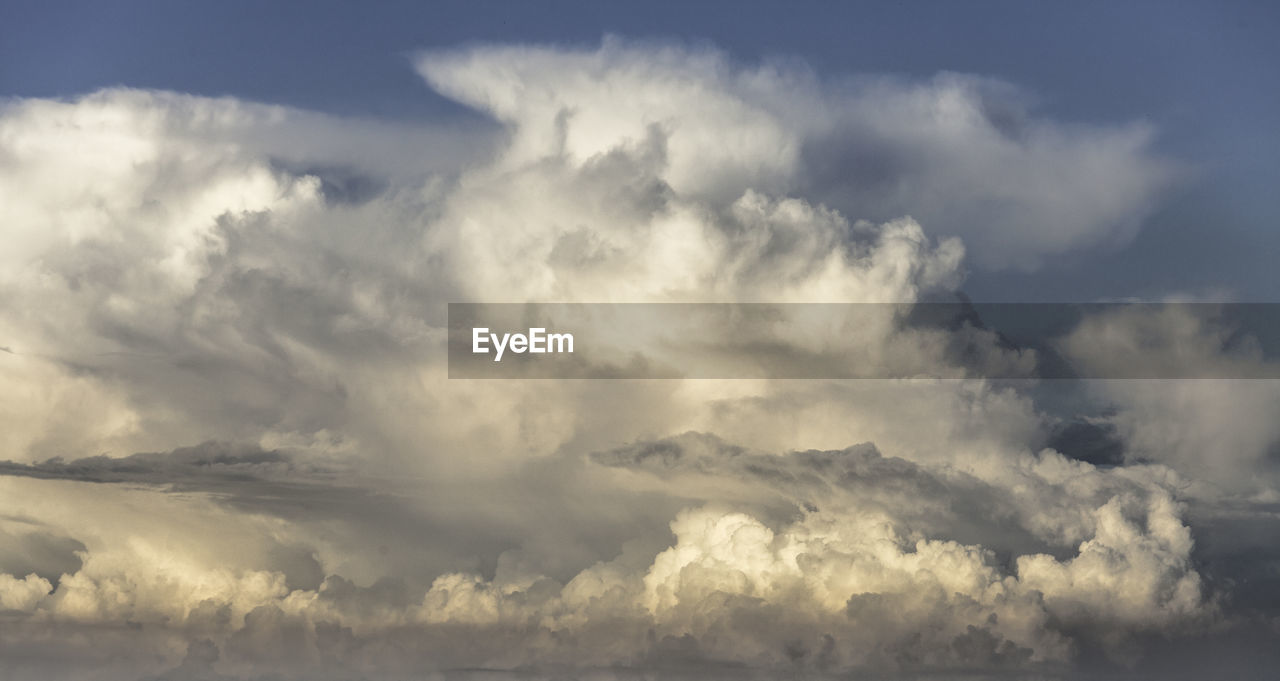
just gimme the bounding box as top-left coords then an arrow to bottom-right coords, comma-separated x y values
448,303 -> 1280,379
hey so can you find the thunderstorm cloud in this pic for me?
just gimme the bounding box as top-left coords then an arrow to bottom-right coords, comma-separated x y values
0,40 -> 1275,681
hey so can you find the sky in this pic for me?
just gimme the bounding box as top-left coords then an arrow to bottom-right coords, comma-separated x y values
2,2 -> 1280,680
3,0 -> 1278,300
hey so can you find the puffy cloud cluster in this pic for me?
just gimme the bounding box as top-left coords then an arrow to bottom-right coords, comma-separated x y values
0,90 -> 431,463
0,572 -> 51,611
0,39 -> 1263,681
419,38 -> 1174,270
0,438 -> 1214,679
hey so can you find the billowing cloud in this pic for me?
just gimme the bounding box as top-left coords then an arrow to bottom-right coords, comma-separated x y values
0,442 -> 1214,678
0,38 -> 1269,681
418,38 -> 1175,270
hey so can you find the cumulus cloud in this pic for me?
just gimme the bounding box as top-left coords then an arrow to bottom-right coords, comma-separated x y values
0,435 -> 1213,678
0,37 -> 1267,681
418,38 -> 1175,270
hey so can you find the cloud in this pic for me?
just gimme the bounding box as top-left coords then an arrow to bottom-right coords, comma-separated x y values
0,434 -> 1212,678
0,38 -> 1268,681
0,441 -> 296,485
1055,305 -> 1280,496
417,38 -> 1175,270
0,525 -> 85,585
0,572 -> 51,612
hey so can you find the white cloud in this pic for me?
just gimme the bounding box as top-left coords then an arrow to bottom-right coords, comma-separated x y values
0,573 -> 51,612
418,39 -> 1175,270
0,40 -> 1261,681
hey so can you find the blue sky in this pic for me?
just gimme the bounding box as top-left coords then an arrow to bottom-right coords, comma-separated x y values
2,0 -> 1277,300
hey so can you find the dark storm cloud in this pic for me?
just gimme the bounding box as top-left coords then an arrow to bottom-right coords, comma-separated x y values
0,441 -> 293,485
